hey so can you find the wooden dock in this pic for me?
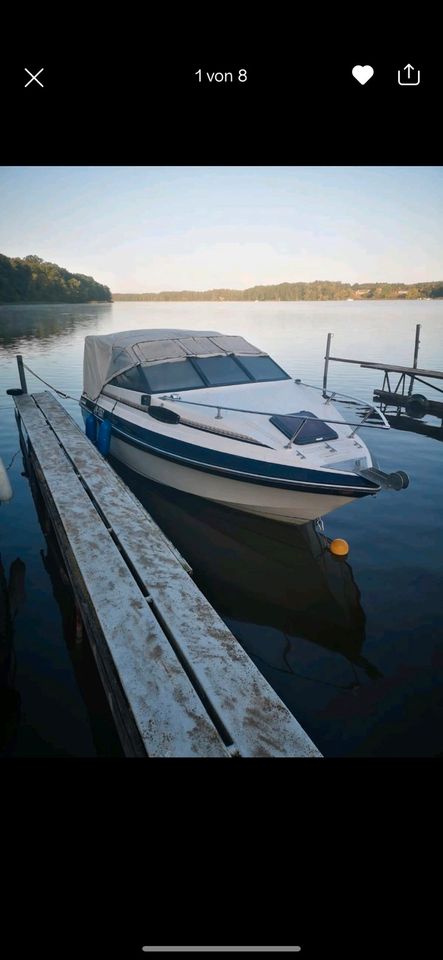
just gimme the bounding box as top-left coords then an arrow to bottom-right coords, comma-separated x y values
13,391 -> 321,758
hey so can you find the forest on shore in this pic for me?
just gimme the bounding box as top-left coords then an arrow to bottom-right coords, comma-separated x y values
0,254 -> 112,303
1,256 -> 442,305
113,280 -> 443,301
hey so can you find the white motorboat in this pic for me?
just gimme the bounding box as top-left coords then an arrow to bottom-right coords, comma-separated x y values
80,329 -> 409,525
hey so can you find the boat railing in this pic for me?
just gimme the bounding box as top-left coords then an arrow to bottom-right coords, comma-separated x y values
158,392 -> 389,446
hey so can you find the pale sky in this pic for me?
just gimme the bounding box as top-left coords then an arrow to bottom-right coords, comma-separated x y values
0,166 -> 442,291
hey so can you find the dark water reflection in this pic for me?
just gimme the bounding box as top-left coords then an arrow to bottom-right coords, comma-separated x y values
0,556 -> 24,751
113,462 -> 375,673
0,442 -> 122,757
0,302 -> 112,349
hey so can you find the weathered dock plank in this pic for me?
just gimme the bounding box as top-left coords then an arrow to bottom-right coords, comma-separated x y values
15,394 -> 229,757
32,392 -> 321,757
35,392 -> 192,572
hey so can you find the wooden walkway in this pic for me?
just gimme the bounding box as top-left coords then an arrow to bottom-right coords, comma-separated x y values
14,391 -> 321,758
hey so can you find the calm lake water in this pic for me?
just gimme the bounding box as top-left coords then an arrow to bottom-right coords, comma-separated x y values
1,301 -> 442,757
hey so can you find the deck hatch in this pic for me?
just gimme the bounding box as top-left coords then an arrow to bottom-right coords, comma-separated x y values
270,410 -> 339,445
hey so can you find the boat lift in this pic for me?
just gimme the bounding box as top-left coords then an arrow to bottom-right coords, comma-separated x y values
322,324 -> 443,442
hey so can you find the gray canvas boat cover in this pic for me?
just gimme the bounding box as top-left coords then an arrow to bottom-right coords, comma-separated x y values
83,328 -> 264,400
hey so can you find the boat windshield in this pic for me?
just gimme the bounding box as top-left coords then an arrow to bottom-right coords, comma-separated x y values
109,354 -> 291,393
110,360 -> 205,393
192,355 -> 251,386
235,355 -> 289,381
145,360 -> 205,392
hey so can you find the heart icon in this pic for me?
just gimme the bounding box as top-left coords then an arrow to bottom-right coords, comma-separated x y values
352,64 -> 374,84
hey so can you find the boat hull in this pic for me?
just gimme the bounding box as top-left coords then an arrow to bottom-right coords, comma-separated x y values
108,432 -> 357,525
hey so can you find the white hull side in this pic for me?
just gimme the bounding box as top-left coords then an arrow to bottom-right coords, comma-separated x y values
109,435 -> 356,525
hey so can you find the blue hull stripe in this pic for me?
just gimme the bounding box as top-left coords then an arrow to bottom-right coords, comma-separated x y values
80,398 -> 378,498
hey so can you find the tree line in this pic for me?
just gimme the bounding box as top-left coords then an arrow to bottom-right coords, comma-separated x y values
2,257 -> 441,304
0,254 -> 112,303
113,280 -> 443,301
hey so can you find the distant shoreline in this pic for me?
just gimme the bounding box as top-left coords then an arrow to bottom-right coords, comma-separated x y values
0,300 -> 114,306
111,296 -> 441,302
112,280 -> 443,302
2,261 -> 442,305
1,297 -> 442,306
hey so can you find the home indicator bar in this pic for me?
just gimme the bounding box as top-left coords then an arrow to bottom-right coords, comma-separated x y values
142,949 -> 302,953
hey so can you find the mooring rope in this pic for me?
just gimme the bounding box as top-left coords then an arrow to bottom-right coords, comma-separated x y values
5,449 -> 21,471
22,363 -> 80,402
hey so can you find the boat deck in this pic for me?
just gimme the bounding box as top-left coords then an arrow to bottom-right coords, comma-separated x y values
12,390 -> 321,757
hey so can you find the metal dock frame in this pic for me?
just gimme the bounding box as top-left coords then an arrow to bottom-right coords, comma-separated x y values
322,324 -> 443,436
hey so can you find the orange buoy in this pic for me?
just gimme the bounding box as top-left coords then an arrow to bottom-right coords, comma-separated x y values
329,538 -> 349,557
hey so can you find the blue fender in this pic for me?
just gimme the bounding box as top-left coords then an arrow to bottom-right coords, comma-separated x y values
97,418 -> 112,457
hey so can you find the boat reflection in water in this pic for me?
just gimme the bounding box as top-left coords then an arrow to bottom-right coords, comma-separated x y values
111,458 -> 382,691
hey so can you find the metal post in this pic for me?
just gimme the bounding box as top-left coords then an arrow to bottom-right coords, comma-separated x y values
408,324 -> 421,396
349,406 -> 373,438
17,355 -> 28,394
285,418 -> 307,449
323,333 -> 332,396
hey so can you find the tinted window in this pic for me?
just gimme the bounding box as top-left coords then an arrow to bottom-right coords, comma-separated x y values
237,355 -> 289,381
193,356 -> 251,386
144,360 -> 205,393
110,366 -> 149,391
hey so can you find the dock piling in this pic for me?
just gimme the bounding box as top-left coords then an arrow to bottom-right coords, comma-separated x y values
409,323 -> 421,396
16,355 -> 28,394
323,332 -> 332,396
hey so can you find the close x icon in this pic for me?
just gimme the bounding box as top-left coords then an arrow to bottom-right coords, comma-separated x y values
24,67 -> 44,87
